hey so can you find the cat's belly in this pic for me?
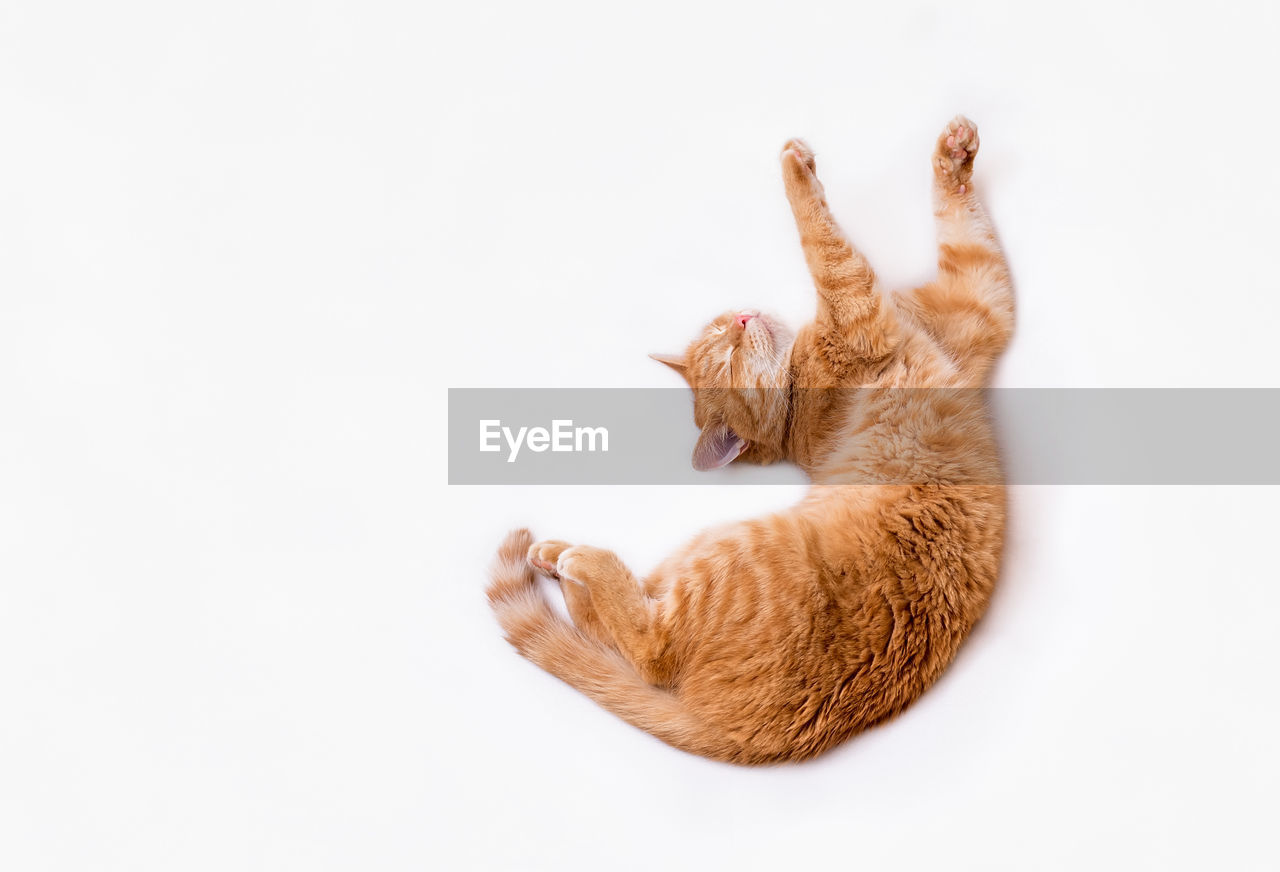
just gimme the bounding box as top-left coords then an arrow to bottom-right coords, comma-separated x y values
666,484 -> 1003,755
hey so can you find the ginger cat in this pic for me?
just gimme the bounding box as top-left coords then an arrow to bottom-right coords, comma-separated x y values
488,117 -> 1013,764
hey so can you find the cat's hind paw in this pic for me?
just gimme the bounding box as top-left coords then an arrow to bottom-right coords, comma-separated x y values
934,115 -> 979,193
528,539 -> 572,578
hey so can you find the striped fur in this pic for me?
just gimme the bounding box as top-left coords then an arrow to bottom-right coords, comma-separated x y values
488,117 -> 1013,764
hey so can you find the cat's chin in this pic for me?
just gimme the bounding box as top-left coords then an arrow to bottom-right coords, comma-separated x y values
748,314 -> 790,357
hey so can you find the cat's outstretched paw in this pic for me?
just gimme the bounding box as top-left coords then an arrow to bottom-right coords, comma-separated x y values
934,115 -> 979,194
781,138 -> 817,175
528,539 -> 572,578
780,137 -> 825,202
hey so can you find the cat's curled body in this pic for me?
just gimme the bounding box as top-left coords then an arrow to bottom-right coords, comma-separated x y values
488,117 -> 1013,764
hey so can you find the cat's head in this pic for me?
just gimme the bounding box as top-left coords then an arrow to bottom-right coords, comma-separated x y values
651,311 -> 794,471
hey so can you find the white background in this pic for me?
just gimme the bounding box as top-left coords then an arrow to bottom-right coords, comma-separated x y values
2,1 -> 1279,869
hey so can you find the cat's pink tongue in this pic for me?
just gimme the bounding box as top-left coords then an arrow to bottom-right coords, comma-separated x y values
737,314 -> 754,328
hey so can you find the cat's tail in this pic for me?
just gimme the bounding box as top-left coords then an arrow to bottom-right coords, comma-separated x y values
486,528 -> 761,765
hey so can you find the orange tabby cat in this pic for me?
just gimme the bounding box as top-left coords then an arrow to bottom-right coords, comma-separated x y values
487,117 -> 1013,764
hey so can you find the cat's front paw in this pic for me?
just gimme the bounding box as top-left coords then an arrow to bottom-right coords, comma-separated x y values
781,138 -> 817,175
780,138 -> 824,200
934,115 -> 979,193
528,539 -> 572,577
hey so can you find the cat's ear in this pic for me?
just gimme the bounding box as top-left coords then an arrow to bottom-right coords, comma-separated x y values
692,423 -> 747,471
648,352 -> 688,375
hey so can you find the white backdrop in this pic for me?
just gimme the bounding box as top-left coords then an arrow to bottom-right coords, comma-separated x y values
2,1 -> 1279,869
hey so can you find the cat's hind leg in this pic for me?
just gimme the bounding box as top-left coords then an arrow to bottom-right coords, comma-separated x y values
529,539 -> 672,686
905,116 -> 1014,381
528,539 -> 620,650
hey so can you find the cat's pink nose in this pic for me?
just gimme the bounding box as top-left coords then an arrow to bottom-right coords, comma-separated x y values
737,314 -> 754,328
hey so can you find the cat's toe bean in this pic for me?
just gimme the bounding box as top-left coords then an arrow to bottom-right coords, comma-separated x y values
934,115 -> 979,190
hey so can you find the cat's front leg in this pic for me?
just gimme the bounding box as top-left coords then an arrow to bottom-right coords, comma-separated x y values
906,115 -> 1013,381
780,140 -> 896,361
